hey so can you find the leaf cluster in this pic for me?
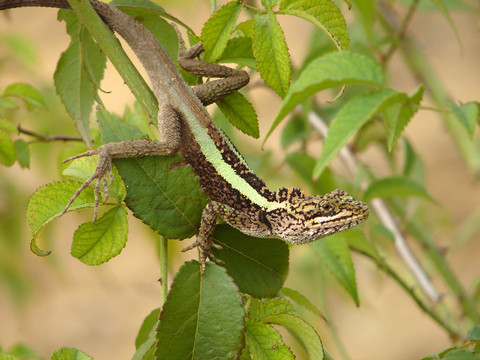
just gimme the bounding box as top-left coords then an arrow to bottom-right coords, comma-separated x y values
1,0 -> 480,359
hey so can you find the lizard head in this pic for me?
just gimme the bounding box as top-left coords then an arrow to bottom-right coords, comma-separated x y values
271,189 -> 369,244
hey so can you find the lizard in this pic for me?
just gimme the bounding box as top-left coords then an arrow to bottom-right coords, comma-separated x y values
0,0 -> 369,271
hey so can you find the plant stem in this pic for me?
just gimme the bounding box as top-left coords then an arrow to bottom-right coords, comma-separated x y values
380,0 -> 420,66
18,125 -> 83,143
66,0 -> 158,120
158,235 -> 168,307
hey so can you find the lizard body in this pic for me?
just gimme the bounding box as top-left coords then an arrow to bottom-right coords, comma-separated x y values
0,0 -> 369,269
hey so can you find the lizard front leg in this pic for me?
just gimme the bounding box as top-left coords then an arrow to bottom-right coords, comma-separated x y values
61,104 -> 182,220
181,201 -> 225,273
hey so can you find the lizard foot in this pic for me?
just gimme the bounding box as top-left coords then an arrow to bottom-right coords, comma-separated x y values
61,146 -> 115,221
182,239 -> 223,274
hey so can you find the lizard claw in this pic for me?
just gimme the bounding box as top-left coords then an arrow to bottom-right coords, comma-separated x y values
60,147 -> 114,221
182,239 -> 224,274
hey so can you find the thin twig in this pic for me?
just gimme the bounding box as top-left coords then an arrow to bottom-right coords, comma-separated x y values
308,111 -> 441,303
380,0 -> 420,66
18,125 -> 83,143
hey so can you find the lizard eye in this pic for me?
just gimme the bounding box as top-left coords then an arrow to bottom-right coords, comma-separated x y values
322,204 -> 331,211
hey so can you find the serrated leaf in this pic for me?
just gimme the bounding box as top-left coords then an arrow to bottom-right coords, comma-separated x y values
201,1 -> 242,62
0,130 -> 16,166
218,37 -> 256,70
0,118 -> 18,133
261,313 -> 324,360
253,11 -> 291,98
363,176 -> 434,202
156,261 -> 244,360
245,319 -> 294,359
55,10 -> 107,135
250,297 -> 295,320
281,287 -> 325,320
310,234 -> 358,305
217,92 -> 259,138
268,51 -> 383,141
449,101 -> 479,137
50,347 -> 93,360
385,85 -> 424,151
4,83 -> 46,110
313,89 -> 407,178
71,205 -> 128,265
27,181 -> 95,255
212,225 -> 289,298
14,139 -> 30,168
279,0 -> 349,51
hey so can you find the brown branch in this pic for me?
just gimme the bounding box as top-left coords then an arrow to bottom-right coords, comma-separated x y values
18,125 -> 83,143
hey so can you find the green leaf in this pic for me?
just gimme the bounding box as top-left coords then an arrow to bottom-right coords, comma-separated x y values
245,319 -> 294,359
442,349 -> 480,360
0,97 -> 18,109
4,83 -> 46,110
310,234 -> 358,305
449,101 -> 479,137
50,347 -> 93,360
313,89 -> 407,178
212,225 -> 289,298
3,343 -> 42,360
468,325 -> 480,341
71,205 -> 128,265
384,85 -> 424,151
218,37 -> 256,70
55,10 -> 107,133
0,130 -> 16,166
217,91 -> 259,138
279,0 -> 349,51
27,181 -> 95,255
281,287 -> 325,320
364,176 -> 434,202
98,108 -> 209,240
201,1 -> 242,62
269,51 -> 383,141
0,118 -> 18,133
261,313 -> 324,360
253,11 -> 291,98
2,33 -> 38,69
0,355 -> 17,360
133,308 -> 160,360
14,139 -> 30,168
262,0 -> 281,8
135,308 -> 161,349
249,297 -> 295,319
155,261 -> 244,360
